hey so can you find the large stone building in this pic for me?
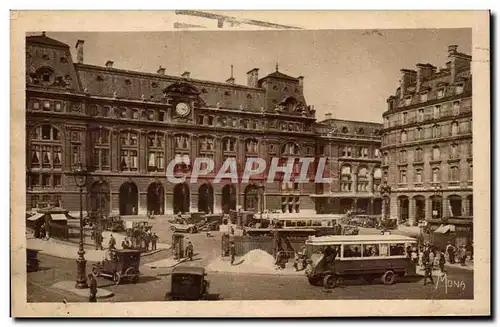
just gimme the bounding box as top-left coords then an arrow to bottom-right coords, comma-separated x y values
312,116 -> 383,215
381,45 -> 473,245
25,33 -> 384,217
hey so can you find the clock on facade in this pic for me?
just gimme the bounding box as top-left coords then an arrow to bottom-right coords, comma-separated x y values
175,102 -> 190,117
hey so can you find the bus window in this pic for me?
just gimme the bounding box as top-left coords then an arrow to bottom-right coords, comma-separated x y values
321,220 -> 328,227
285,220 -> 296,227
343,244 -> 362,258
312,221 -> 322,227
297,220 -> 307,227
362,244 -> 380,257
306,220 -> 312,227
379,244 -> 389,256
389,243 -> 405,256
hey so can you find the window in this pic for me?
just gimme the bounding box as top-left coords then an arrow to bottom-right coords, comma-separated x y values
433,105 -> 441,119
32,101 -> 40,110
362,244 -> 380,257
342,146 -> 352,157
197,115 -> 204,125
223,138 -> 237,152
453,101 -> 460,115
432,146 -> 440,160
415,169 -> 423,183
449,166 -> 459,181
121,150 -> 138,170
420,92 -> 428,102
31,195 -> 40,209
159,111 -> 166,122
42,174 -> 51,187
432,167 -> 440,182
402,112 -> 408,124
208,116 -> 214,126
148,133 -> 165,171
400,130 -> 407,143
469,164 -> 473,181
245,139 -> 258,153
132,110 -> 139,119
383,152 -> 389,166
121,131 -> 138,146
361,147 -> 369,158
199,136 -> 214,152
432,125 -> 441,138
451,121 -> 459,136
120,107 -> 128,118
343,244 -> 362,258
467,142 -> 473,157
374,148 -> 381,158
450,144 -> 459,158
341,165 -> 352,180
417,109 -> 424,122
146,110 -> 155,121
415,148 -> 423,162
404,97 -> 412,106
342,127 -> 349,134
102,106 -> 110,117
456,84 -> 464,94
54,102 -> 62,112
399,150 -> 407,163
437,88 -> 445,99
175,135 -> 190,149
53,174 -> 62,187
29,125 -> 63,170
389,243 -> 405,256
399,169 -> 407,184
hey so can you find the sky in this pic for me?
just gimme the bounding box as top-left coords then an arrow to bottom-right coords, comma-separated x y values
47,29 -> 471,123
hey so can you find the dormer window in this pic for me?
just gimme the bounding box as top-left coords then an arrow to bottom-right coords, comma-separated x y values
420,92 -> 428,102
437,88 -> 445,99
151,82 -> 158,88
342,127 -> 349,134
272,85 -> 278,91
404,96 -> 412,106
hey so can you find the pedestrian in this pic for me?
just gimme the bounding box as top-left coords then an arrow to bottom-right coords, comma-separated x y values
230,226 -> 235,236
439,249 -> 446,274
108,234 -> 116,250
429,250 -> 435,269
460,245 -> 467,266
446,242 -> 456,264
423,259 -> 434,286
151,233 -> 158,250
230,241 -> 236,265
88,272 -> 98,302
121,239 -> 128,249
185,241 -> 194,261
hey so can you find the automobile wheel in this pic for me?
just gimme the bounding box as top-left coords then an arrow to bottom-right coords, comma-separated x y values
187,228 -> 192,233
381,270 -> 396,285
170,226 -> 176,232
323,274 -> 337,289
308,276 -> 322,286
125,267 -> 136,278
113,272 -> 122,285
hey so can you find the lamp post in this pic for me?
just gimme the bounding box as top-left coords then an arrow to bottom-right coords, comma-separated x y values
379,180 -> 392,220
257,182 -> 265,220
73,162 -> 88,289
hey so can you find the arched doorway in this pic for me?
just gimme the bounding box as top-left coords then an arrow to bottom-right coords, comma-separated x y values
340,198 -> 353,213
398,196 -> 409,223
221,184 -> 236,214
244,184 -> 259,212
119,181 -> 138,215
414,195 -> 426,222
448,195 -> 462,217
431,195 -> 443,219
173,183 -> 190,214
373,198 -> 383,215
147,182 -> 164,215
90,181 -> 110,216
198,183 -> 214,214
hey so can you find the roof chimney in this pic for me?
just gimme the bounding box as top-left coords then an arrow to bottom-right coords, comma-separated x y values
416,63 -> 436,93
399,69 -> 417,99
448,45 -> 458,56
75,40 -> 84,64
325,113 -> 332,120
226,65 -> 235,84
247,68 -> 259,88
297,76 -> 304,93
105,60 -> 114,68
182,71 -> 190,79
448,45 -> 471,83
157,66 -> 165,75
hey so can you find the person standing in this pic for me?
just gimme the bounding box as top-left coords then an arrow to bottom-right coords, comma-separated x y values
88,272 -> 98,303
108,234 -> 116,250
460,245 -> 467,266
423,258 -> 434,286
446,242 -> 456,264
151,233 -> 158,251
230,241 -> 236,265
439,249 -> 446,274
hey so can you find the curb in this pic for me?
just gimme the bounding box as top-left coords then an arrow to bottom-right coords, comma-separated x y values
52,281 -> 114,299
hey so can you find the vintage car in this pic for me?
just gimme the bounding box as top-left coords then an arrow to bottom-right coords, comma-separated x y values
92,249 -> 141,285
170,221 -> 198,233
165,266 -> 221,301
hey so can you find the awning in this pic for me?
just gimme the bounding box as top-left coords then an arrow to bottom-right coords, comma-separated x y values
51,214 -> 67,221
27,213 -> 44,221
434,224 -> 451,234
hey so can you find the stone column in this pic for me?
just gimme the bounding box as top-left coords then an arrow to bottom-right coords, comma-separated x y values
409,196 -> 416,226
426,196 -> 433,221
111,128 -> 119,172
139,129 -> 147,174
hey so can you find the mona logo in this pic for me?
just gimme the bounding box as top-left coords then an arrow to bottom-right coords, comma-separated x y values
435,274 -> 466,294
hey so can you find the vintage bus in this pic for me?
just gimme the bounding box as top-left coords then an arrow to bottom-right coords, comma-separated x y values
304,234 -> 417,288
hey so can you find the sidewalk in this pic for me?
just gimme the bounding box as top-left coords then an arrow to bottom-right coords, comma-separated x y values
27,236 -> 170,262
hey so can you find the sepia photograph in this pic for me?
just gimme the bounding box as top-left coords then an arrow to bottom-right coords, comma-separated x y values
10,10 -> 490,317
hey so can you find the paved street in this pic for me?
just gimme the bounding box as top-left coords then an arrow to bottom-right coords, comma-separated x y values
27,253 -> 473,302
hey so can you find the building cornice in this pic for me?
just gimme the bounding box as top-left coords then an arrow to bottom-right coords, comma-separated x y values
382,92 -> 472,117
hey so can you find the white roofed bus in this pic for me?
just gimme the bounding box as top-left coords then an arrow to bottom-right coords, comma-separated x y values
304,234 -> 417,288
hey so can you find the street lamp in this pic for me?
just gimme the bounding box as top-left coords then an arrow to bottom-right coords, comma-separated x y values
72,162 -> 88,289
379,180 -> 392,220
257,182 -> 265,220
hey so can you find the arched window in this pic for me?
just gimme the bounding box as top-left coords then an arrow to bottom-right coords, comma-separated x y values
148,133 -> 165,172
245,139 -> 259,154
91,128 -> 110,171
341,165 -> 352,180
120,131 -> 139,171
342,146 -> 352,158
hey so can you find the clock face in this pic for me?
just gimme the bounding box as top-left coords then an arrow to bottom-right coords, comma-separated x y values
175,102 -> 190,117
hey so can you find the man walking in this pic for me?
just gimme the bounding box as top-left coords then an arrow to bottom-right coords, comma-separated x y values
439,249 -> 446,274
230,241 -> 236,265
423,258 -> 434,286
88,272 -> 98,302
151,233 -> 158,251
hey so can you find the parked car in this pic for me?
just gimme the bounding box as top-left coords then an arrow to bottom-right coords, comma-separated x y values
165,266 -> 221,301
92,249 -> 141,285
170,222 -> 198,234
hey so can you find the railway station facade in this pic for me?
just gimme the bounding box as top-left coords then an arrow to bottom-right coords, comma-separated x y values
25,34 -> 383,216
